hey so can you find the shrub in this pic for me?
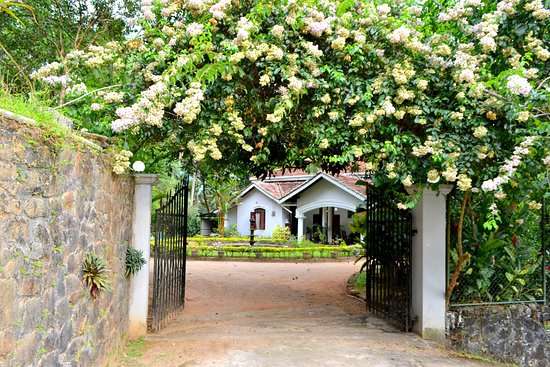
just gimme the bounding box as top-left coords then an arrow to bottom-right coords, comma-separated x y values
272,225 -> 291,241
224,224 -> 240,237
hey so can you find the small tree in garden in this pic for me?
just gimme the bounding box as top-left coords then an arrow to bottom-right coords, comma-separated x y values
30,0 -> 549,298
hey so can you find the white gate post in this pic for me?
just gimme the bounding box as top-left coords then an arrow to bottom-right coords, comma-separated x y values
409,185 -> 452,341
128,174 -> 158,339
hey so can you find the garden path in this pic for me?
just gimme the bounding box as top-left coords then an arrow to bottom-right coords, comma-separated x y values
123,260 -> 498,367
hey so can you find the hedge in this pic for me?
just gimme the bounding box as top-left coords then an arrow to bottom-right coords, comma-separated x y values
186,244 -> 363,259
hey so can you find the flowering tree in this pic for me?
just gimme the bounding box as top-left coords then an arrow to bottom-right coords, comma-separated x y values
32,0 -> 549,191
30,0 -> 549,300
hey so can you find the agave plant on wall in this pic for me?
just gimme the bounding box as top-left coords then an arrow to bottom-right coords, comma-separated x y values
82,252 -> 111,299
125,247 -> 146,278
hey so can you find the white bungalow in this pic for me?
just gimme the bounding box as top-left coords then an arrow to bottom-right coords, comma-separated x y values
225,170 -> 366,242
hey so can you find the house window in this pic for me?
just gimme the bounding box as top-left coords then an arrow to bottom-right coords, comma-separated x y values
252,208 -> 266,230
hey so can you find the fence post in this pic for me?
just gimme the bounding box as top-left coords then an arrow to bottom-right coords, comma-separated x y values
128,174 -> 158,339
407,185 -> 452,342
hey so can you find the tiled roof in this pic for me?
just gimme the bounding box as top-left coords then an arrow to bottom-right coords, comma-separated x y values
255,180 -> 306,200
248,172 -> 367,201
332,174 -> 367,197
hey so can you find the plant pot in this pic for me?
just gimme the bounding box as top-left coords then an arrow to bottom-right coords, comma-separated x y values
191,250 -> 199,257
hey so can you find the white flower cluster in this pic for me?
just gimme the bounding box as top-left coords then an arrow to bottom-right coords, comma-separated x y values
188,138 -> 222,161
525,0 -> 550,19
438,0 -> 481,21
30,62 -> 71,86
472,11 -> 502,53
412,137 -> 442,157
66,83 -> 87,96
388,26 -> 412,44
377,4 -> 391,17
304,9 -> 332,37
525,33 -> 550,61
77,44 -> 119,67
473,125 -> 488,138
112,81 -> 167,132
174,82 -> 204,124
506,75 -> 532,96
100,91 -> 124,104
30,62 -> 63,80
113,150 -> 133,175
391,62 -> 416,85
187,22 -> 204,37
210,0 -> 231,19
235,17 -> 254,44
481,136 -> 537,192
303,42 -> 323,58
453,49 -> 479,84
271,25 -> 285,39
142,0 -> 155,20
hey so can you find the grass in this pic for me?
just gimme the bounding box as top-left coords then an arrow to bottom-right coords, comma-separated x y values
109,338 -> 147,367
0,93 -> 57,126
355,271 -> 366,290
0,92 -> 70,141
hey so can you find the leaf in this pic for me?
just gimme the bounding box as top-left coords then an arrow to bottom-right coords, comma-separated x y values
505,272 -> 514,282
336,0 -> 355,16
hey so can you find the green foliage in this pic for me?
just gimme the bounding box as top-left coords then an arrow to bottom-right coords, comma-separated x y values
0,92 -> 58,127
224,224 -> 240,237
187,244 -> 363,259
125,247 -> 146,278
0,0 -> 138,91
271,225 -> 291,241
355,271 -> 366,290
187,207 -> 201,236
82,253 -> 110,299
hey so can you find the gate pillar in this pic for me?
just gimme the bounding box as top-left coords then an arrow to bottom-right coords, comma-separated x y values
408,186 -> 452,342
129,174 -> 158,339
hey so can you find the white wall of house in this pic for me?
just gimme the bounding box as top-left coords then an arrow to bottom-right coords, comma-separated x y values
225,207 -> 238,232
296,179 -> 363,216
232,189 -> 286,237
295,178 -> 363,241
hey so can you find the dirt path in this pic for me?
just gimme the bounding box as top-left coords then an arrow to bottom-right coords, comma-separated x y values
123,260 -> 497,367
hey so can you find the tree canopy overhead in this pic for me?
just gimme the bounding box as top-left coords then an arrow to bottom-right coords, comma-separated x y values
31,0 -> 549,206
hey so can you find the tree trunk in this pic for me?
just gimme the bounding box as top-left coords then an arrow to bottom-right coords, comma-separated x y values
216,194 -> 225,236
445,192 -> 471,305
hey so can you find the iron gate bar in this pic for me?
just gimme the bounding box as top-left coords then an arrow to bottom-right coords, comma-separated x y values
364,185 -> 413,331
150,177 -> 189,332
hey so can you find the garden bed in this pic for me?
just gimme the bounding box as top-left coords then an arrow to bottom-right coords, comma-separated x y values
186,244 -> 363,260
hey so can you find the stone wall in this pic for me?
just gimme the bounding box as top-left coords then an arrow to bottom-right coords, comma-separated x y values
0,112 -> 134,367
447,304 -> 549,367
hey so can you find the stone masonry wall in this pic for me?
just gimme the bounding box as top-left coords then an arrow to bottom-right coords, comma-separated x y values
0,112 -> 134,367
447,304 -> 549,367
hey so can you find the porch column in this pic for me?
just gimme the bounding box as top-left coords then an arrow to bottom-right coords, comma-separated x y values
321,207 -> 327,228
297,213 -> 305,242
327,207 -> 333,243
129,174 -> 158,339
408,186 -> 452,342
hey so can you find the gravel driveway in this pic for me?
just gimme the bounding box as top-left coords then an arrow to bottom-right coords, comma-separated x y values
129,260 -> 498,367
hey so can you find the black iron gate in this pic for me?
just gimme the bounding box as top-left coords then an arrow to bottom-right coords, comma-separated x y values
364,186 -> 413,331
149,178 -> 189,332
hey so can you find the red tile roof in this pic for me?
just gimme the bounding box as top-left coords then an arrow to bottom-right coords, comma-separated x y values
249,172 -> 367,201
332,174 -> 367,197
255,180 -> 306,200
